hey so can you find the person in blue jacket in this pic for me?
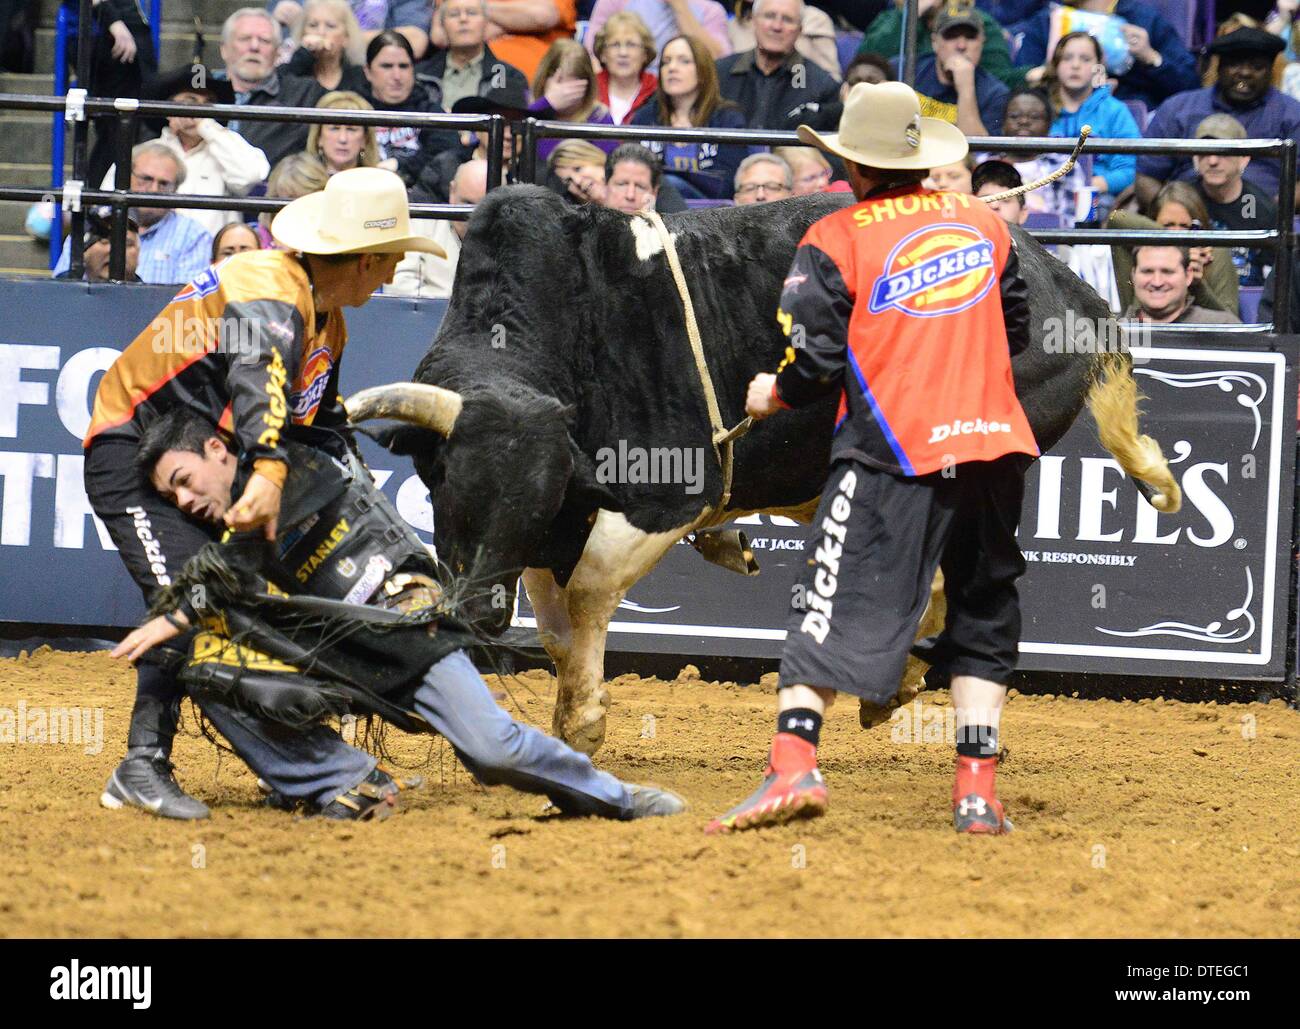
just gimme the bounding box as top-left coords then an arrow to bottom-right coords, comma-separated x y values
1013,0 -> 1199,109
1046,30 -> 1140,198
630,34 -> 751,200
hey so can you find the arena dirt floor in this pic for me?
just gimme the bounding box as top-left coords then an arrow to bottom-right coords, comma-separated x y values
1,649 -> 1297,938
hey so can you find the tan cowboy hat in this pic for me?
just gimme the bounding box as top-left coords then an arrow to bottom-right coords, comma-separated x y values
797,81 -> 968,172
271,167 -> 446,257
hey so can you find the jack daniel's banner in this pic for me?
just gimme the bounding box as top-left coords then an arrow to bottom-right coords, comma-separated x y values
517,339 -> 1299,681
1,283 -> 1295,680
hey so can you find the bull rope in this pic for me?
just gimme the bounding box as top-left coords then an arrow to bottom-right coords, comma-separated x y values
979,125 -> 1092,205
636,208 -> 751,514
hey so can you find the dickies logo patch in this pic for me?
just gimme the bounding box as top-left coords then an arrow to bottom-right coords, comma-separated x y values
289,346 -> 333,422
868,223 -> 996,318
174,267 -> 221,302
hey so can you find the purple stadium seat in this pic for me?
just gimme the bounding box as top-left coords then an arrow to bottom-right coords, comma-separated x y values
685,198 -> 733,209
1239,286 -> 1264,323
1023,211 -> 1065,229
1149,0 -> 1196,47
837,31 -> 864,74
1123,99 -> 1149,131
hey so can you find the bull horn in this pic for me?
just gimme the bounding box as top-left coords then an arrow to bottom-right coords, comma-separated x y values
344,382 -> 463,437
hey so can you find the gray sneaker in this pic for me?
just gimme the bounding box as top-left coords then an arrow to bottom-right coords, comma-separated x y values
624,783 -> 687,820
100,756 -> 211,820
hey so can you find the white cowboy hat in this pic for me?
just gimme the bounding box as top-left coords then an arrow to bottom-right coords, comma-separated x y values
797,81 -> 968,172
271,167 -> 446,257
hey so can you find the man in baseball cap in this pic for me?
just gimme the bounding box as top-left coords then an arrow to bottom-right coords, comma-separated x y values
907,1 -> 1009,136
1136,25 -> 1300,208
84,167 -> 443,820
709,81 -> 1038,836
1192,112 -> 1277,288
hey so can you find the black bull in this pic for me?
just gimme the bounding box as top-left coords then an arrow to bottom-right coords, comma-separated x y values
348,185 -> 1180,754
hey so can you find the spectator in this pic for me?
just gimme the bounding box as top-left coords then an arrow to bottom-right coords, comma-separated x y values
285,0 -> 371,93
362,31 -> 460,194
429,0 -> 577,83
906,4 -> 1008,136
54,142 -> 213,284
256,152 -> 330,247
422,84 -> 532,199
630,34 -> 748,199
587,0 -> 732,67
1123,245 -> 1242,325
1267,5 -> 1300,99
772,145 -> 850,194
715,0 -> 839,130
925,154 -> 974,192
306,91 -> 382,174
212,222 -> 263,262
1013,0 -> 1199,109
1192,113 -> 1278,289
1045,31 -> 1139,200
601,142 -> 663,213
528,39 -> 616,172
272,0 -> 434,59
388,158 -> 490,296
728,0 -> 839,80
218,7 -> 327,168
994,86 -> 1088,220
846,52 -> 890,87
547,139 -> 613,205
1137,28 -> 1300,210
1108,180 -> 1240,318
592,12 -> 658,124
972,158 -> 1028,225
416,1 -> 531,113
864,0 -> 1025,91
732,152 -> 792,204
123,66 -> 271,240
809,52 -> 894,139
84,0 -> 158,188
1204,13 -> 1269,85
55,212 -> 142,283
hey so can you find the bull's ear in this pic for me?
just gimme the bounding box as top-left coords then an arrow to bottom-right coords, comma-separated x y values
565,437 -> 619,511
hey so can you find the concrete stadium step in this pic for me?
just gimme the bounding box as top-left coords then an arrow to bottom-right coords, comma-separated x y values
0,72 -> 57,96
0,161 -> 66,188
0,113 -> 59,167
37,0 -> 253,28
35,25 -> 216,75
0,199 -> 44,235
0,231 -> 54,274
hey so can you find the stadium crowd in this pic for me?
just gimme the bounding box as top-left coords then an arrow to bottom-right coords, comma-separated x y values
29,0 -> 1300,319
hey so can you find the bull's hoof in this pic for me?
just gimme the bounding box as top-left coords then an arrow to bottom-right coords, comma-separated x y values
553,699 -> 609,756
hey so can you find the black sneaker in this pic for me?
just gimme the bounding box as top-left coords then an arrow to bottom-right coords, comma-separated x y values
100,756 -> 210,821
313,768 -> 403,821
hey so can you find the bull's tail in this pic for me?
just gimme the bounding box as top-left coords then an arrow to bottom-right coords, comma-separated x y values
1086,351 -> 1181,514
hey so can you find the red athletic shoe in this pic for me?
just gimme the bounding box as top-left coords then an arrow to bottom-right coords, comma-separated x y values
952,754 -> 1012,834
705,733 -> 828,834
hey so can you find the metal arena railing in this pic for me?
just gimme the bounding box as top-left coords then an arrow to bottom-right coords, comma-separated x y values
520,119 -> 1296,335
0,92 -> 507,279
0,84 -> 1292,333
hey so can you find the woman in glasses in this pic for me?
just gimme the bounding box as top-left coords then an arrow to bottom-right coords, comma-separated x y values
592,12 -> 659,125
772,146 -> 850,195
629,34 -> 750,199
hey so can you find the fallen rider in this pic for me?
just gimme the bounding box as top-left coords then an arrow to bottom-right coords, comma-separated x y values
112,408 -> 685,822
